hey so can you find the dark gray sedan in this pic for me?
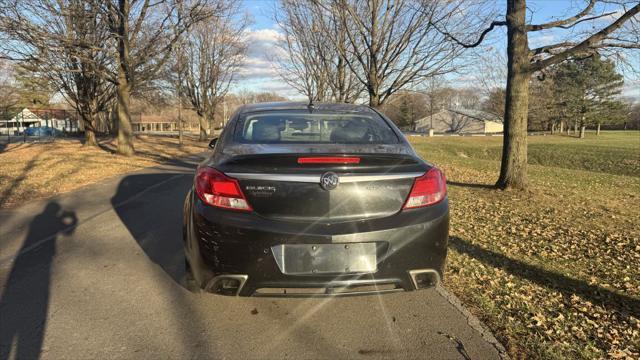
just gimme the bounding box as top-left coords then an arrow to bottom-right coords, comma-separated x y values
183,102 -> 448,296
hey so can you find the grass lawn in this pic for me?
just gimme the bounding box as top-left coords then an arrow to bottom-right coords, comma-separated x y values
0,134 -> 208,208
409,131 -> 640,359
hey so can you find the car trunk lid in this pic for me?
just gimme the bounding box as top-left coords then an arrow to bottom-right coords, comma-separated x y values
218,154 -> 427,222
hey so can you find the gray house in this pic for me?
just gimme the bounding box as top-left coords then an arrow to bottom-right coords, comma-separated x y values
415,108 -> 503,134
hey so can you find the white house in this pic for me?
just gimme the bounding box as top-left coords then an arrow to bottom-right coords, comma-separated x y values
0,108 -> 78,135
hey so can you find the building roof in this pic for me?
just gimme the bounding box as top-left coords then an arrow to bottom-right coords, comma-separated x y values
448,108 -> 503,123
9,108 -> 43,122
3,108 -> 76,122
417,108 -> 503,124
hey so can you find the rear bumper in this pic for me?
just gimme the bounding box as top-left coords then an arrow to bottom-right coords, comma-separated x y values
184,191 -> 449,296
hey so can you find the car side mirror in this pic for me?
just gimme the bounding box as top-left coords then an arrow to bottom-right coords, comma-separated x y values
208,138 -> 218,149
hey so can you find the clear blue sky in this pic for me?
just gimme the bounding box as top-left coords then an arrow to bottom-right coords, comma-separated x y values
243,0 -> 277,29
237,0 -> 639,100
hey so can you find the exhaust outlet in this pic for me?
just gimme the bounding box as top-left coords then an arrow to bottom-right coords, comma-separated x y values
408,269 -> 440,290
205,275 -> 248,296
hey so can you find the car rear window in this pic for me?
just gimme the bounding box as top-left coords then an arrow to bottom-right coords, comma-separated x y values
234,110 -> 399,144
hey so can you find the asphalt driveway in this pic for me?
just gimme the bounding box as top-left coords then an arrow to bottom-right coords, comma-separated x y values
0,155 -> 506,359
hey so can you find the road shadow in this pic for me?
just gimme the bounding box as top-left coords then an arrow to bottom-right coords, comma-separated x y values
110,160 -> 196,288
109,158 -> 221,356
449,236 -> 640,318
0,202 -> 77,360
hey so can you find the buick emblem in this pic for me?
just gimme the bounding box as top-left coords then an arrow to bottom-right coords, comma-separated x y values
320,172 -> 339,191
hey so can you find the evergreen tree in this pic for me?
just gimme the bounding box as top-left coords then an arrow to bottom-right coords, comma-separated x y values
553,55 -> 625,137
398,97 -> 412,129
528,76 -> 557,132
482,88 -> 505,118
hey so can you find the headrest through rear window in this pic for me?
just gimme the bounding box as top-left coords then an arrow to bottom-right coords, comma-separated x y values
330,120 -> 369,142
252,119 -> 283,142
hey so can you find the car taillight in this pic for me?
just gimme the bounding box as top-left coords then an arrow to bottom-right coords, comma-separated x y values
403,167 -> 447,209
194,167 -> 252,211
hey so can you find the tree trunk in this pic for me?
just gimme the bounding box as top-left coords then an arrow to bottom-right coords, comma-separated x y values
368,89 -> 381,109
116,0 -> 134,156
596,122 -> 601,136
559,120 -> 564,134
337,56 -> 346,102
208,104 -> 218,137
198,115 -> 208,141
579,125 -> 586,139
85,128 -> 97,146
83,114 -> 98,147
367,13 -> 381,109
107,103 -> 118,134
551,123 -> 555,134
78,99 -> 99,147
116,66 -> 134,155
176,61 -> 183,146
177,102 -> 183,146
574,121 -> 578,136
496,0 -> 529,190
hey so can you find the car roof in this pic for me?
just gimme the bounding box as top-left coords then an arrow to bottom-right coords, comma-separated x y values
238,102 -> 376,115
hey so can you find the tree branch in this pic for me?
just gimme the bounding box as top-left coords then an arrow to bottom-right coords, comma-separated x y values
433,20 -> 506,48
530,42 -> 577,56
530,3 -> 640,72
598,42 -> 640,49
526,0 -> 596,31
555,11 -> 618,29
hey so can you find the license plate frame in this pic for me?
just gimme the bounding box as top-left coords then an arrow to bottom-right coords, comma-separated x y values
271,243 -> 378,275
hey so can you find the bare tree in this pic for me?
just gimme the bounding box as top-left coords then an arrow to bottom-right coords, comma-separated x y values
423,76 -> 444,113
316,0 -> 467,108
420,84 -> 481,113
0,0 -> 114,146
0,59 -> 18,117
177,1 -> 248,141
235,90 -> 288,105
275,0 -> 362,103
102,0 -> 214,155
475,48 -> 508,96
53,0 -> 114,145
474,47 -> 508,118
430,0 -> 640,189
442,112 -> 474,133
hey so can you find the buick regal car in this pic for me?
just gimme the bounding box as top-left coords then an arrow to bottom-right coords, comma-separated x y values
182,102 -> 448,296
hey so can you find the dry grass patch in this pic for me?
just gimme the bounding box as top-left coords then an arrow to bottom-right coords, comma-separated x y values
0,135 -> 207,208
410,132 -> 640,359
